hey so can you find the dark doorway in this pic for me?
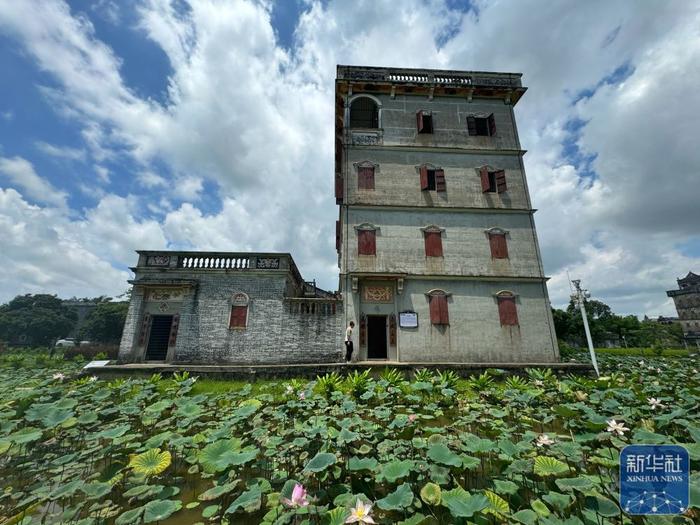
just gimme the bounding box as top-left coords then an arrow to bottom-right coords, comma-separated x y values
367,315 -> 387,359
145,315 -> 173,361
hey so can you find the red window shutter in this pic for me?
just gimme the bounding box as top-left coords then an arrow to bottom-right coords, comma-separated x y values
168,314 -> 180,346
495,170 -> 507,193
416,111 -> 424,133
335,220 -> 341,251
439,295 -> 449,325
230,305 -> 248,328
429,294 -> 449,325
489,233 -> 508,259
467,116 -> 477,136
420,166 -> 429,190
335,175 -> 343,201
429,296 -> 441,324
498,297 -> 518,326
358,230 -> 376,255
425,231 -> 443,257
488,113 -> 496,136
358,166 -> 375,189
435,169 -> 446,192
480,167 -> 490,192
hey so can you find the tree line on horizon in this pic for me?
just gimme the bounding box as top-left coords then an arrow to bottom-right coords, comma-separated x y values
0,293 -> 129,347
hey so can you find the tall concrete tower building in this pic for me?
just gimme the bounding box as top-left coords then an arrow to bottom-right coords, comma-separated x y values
335,65 -> 559,363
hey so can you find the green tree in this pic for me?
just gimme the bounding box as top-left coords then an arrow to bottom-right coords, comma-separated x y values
0,294 -> 77,346
78,301 -> 129,344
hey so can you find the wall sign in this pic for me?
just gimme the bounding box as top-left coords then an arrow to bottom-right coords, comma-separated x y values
399,311 -> 418,328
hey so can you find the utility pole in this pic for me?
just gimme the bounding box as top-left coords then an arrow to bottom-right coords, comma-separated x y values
571,279 -> 600,377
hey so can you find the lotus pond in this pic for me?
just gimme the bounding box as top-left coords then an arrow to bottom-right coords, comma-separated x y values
0,352 -> 699,525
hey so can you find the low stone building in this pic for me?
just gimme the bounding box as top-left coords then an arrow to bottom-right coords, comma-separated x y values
118,251 -> 342,364
666,271 -> 700,347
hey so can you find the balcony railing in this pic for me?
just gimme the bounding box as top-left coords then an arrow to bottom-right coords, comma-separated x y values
337,65 -> 522,89
285,298 -> 341,316
178,255 -> 249,269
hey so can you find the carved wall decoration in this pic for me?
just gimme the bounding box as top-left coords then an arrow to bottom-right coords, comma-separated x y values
147,288 -> 186,302
256,258 -> 280,269
146,255 -> 170,266
351,132 -> 380,146
363,286 -> 393,303
232,292 -> 250,307
158,302 -> 169,312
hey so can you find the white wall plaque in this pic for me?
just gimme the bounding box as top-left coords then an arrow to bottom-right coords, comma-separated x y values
399,311 -> 418,328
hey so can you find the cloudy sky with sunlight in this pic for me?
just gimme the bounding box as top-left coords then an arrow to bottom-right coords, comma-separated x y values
0,0 -> 699,315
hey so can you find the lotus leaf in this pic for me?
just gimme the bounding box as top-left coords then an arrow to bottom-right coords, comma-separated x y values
483,490 -> 510,516
81,482 -> 112,499
380,459 -> 413,482
583,495 -> 619,517
225,486 -> 262,514
198,481 -> 239,501
325,507 -> 349,525
377,483 -> 413,511
348,456 -> 378,471
542,491 -> 571,512
492,479 -> 519,495
511,509 -> 538,524
303,452 -> 336,473
198,439 -> 241,473
114,506 -> 144,525
533,456 -> 570,477
427,443 -> 462,467
440,487 -> 488,518
531,498 -> 551,517
142,499 -> 182,523
420,482 -> 442,505
8,426 -> 42,444
201,504 -> 219,518
555,476 -> 594,492
129,448 -> 172,476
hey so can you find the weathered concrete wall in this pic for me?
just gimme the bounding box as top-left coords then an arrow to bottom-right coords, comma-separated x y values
118,269 -> 343,365
344,208 -> 542,278
354,94 -> 520,151
345,149 -> 529,210
394,279 -> 559,363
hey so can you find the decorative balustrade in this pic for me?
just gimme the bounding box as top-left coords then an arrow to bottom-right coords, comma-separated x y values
337,65 -> 522,89
285,298 -> 341,316
177,255 -> 249,269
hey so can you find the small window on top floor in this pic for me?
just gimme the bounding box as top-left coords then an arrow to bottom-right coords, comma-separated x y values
467,114 -> 496,136
349,97 -> 379,128
417,111 -> 433,134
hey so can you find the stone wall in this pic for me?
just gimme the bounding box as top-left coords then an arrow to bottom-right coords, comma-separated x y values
118,269 -> 343,365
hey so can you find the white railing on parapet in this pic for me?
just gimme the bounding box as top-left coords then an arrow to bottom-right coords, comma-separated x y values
177,255 -> 250,270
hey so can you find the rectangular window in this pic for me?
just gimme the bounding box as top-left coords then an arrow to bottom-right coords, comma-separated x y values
420,166 -> 441,191
335,174 -> 343,201
417,111 -> 433,134
358,166 -> 375,190
424,231 -> 443,257
230,305 -> 248,329
358,230 -> 376,255
489,233 -> 508,259
467,114 -> 496,136
498,296 -> 518,326
480,167 -> 507,193
335,220 -> 341,251
429,295 -> 449,325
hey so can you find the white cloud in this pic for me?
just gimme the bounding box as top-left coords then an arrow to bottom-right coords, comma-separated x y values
0,155 -> 68,208
35,141 -> 87,162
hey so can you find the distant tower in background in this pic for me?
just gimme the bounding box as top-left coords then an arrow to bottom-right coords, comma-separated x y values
334,65 -> 559,362
666,272 -> 700,347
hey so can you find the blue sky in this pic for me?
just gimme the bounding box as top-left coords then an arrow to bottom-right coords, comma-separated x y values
0,0 -> 699,317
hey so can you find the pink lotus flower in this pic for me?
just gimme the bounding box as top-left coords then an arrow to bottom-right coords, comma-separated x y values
408,414 -> 417,423
298,391 -> 306,400
281,483 -> 309,508
647,397 -> 664,410
346,499 -> 375,524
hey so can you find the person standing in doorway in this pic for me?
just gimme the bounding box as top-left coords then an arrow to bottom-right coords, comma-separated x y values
345,321 -> 355,362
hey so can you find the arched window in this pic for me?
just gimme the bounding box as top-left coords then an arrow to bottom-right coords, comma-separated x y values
486,227 -> 509,259
355,223 -> 379,256
229,292 -> 249,329
495,291 -> 518,326
349,97 -> 379,128
426,289 -> 451,325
